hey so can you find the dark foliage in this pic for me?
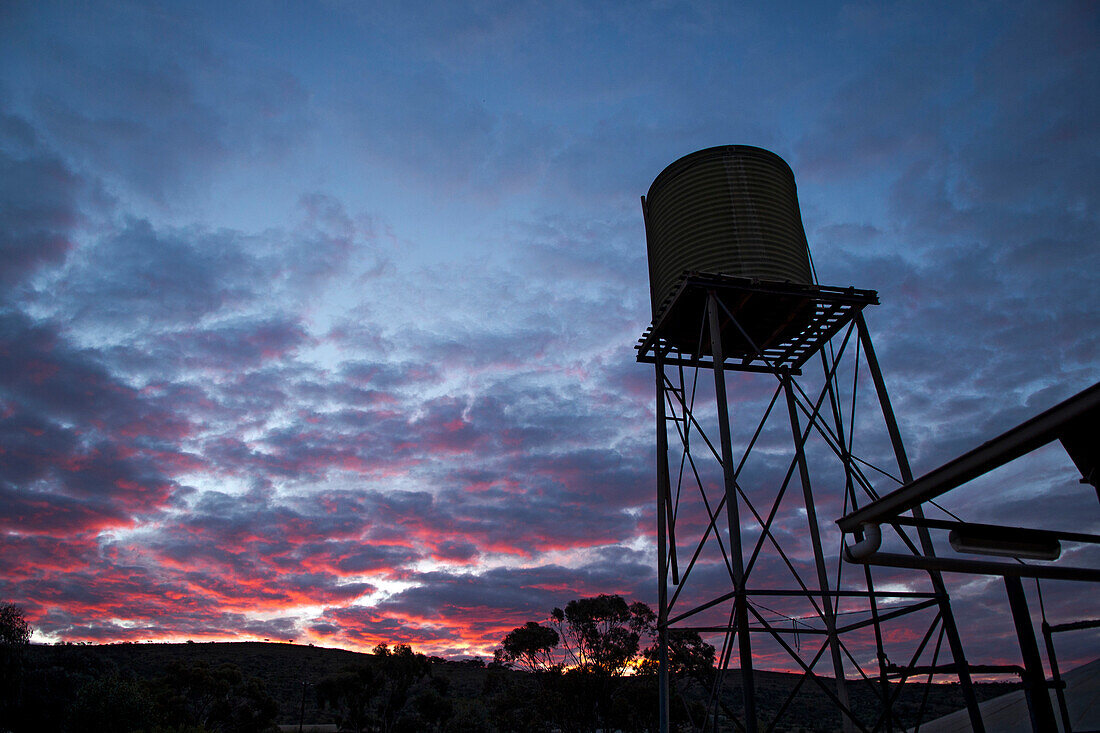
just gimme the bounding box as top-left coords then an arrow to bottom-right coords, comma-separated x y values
493,621 -> 559,673
4,644 -> 117,731
547,594 -> 658,730
551,594 -> 655,677
316,664 -> 377,733
69,673 -> 155,733
0,603 -> 30,646
151,660 -> 278,732
639,629 -> 717,730
1,646 -> 277,733
4,635 -> 1022,732
316,643 -> 445,733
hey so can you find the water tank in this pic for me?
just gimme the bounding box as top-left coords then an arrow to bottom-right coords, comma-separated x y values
644,145 -> 813,319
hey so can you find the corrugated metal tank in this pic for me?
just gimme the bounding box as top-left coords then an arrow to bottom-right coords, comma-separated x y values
644,145 -> 813,319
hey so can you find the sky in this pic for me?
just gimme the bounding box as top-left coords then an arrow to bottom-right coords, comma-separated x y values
1,0 -> 1097,670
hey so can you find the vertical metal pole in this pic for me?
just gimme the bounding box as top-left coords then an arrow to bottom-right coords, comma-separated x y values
1004,577 -> 1058,732
1042,621 -> 1074,733
855,312 -> 986,733
707,292 -> 758,733
784,371 -> 856,732
655,354 -> 671,733
298,680 -> 307,733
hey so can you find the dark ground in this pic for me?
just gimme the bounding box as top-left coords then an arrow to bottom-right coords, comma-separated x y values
24,641 -> 1018,730
701,668 -> 1017,731
24,641 -> 487,727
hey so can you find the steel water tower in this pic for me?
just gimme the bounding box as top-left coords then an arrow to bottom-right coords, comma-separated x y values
637,146 -> 984,732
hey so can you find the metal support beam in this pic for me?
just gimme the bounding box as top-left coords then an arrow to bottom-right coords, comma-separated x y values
854,312 -> 985,733
848,551 -> 1100,582
1042,620 -> 1074,733
838,381 -> 1100,533
821,344 -> 898,731
784,371 -> 855,732
707,291 -> 758,732
655,355 -> 670,733
883,516 -> 1099,546
1004,577 -> 1058,732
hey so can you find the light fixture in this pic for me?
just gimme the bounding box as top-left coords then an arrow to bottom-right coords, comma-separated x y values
948,526 -> 1061,561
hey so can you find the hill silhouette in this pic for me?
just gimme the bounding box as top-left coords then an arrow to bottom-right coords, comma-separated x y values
21,641 -> 1017,730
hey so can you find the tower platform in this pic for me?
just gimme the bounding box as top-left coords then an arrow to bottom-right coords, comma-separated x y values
635,273 -> 878,372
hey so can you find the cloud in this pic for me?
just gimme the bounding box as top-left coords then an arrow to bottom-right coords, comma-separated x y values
0,114 -> 96,292
309,555 -> 654,655
2,3 -> 313,205
57,220 -> 262,329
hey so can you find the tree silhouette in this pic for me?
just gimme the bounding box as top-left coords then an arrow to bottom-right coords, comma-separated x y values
550,594 -> 655,676
540,594 -> 657,731
643,629 -> 716,678
0,603 -> 30,646
151,660 -> 277,732
372,643 -> 434,733
317,665 -> 377,733
494,621 -> 560,673
69,673 -> 155,733
0,603 -> 31,728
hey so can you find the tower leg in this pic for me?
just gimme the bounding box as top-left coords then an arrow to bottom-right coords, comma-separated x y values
855,313 -> 985,733
1043,621 -> 1075,732
1004,577 -> 1058,732
655,355 -> 671,733
707,292 -> 758,733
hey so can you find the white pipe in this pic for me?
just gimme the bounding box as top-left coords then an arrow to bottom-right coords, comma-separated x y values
844,523 -> 882,561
